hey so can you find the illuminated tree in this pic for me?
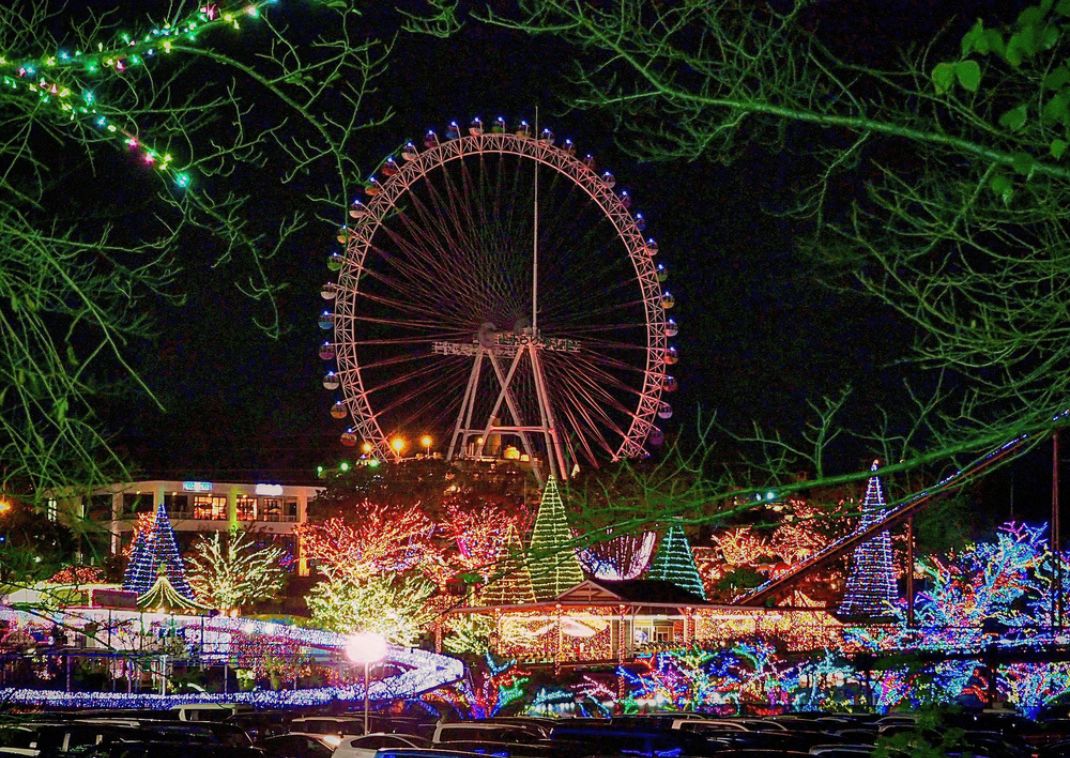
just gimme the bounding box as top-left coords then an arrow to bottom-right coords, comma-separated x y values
306,573 -> 436,647
648,522 -> 706,600
122,504 -> 193,599
838,462 -> 898,618
186,529 -> 285,612
482,524 -> 536,606
298,503 -> 438,582
527,476 -> 584,600
440,498 -> 532,577
426,653 -> 530,718
442,613 -> 495,655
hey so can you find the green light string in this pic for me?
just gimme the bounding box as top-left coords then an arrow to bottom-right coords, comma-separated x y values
0,1 -> 280,189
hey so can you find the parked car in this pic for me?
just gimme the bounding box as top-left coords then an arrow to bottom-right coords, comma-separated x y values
260,733 -> 336,757
431,722 -> 542,745
332,733 -> 431,758
170,703 -> 247,722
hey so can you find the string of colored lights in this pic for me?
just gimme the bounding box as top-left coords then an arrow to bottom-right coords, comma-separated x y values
1,1 -> 283,189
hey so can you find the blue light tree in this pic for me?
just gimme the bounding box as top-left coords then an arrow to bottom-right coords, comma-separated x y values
837,460 -> 898,618
121,503 -> 195,599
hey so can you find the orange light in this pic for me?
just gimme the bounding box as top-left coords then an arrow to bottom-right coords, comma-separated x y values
419,434 -> 433,449
0,499 -> 11,515
360,441 -> 374,455
390,437 -> 406,455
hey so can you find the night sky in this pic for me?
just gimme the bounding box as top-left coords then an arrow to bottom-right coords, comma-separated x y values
90,0 -> 1053,527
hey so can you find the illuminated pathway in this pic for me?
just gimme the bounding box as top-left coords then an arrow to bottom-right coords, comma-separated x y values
0,606 -> 464,709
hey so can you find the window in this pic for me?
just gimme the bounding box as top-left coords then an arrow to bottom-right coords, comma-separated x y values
46,498 -> 58,522
258,498 -> 281,522
286,499 -> 298,522
87,494 -> 112,520
236,495 -> 256,521
192,495 -> 228,520
164,494 -> 189,517
123,493 -> 152,514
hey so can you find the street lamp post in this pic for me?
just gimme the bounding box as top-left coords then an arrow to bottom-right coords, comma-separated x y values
420,434 -> 432,458
345,631 -> 387,735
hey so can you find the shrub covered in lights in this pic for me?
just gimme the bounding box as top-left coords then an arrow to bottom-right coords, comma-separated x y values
306,573 -> 436,647
186,528 -> 286,612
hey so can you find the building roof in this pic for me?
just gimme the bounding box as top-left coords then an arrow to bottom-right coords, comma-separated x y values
556,579 -> 709,606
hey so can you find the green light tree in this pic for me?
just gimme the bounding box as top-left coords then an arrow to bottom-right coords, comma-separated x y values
648,522 -> 706,600
527,476 -> 584,600
482,523 -> 536,606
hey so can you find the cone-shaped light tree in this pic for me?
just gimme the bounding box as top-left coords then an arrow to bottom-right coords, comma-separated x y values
837,460 -> 898,618
121,503 -> 195,600
528,476 -> 584,600
482,523 -> 536,606
648,522 -> 707,600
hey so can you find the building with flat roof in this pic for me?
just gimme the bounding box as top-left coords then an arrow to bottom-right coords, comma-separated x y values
60,478 -> 322,576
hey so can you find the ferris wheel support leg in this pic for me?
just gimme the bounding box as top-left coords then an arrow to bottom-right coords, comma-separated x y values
490,353 -> 543,481
475,350 -> 539,475
448,350 -> 484,460
529,345 -> 568,481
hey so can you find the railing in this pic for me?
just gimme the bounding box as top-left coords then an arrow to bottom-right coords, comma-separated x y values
733,416 -> 1064,607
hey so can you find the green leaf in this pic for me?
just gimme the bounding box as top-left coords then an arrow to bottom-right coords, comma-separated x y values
955,59 -> 982,92
961,19 -> 985,56
1018,6 -> 1047,27
990,173 -> 1014,204
1009,27 -> 1039,60
1057,0 -> 1070,15
1005,37 -> 1025,66
1044,65 -> 1070,89
1042,24 -> 1061,51
1051,138 -> 1069,158
999,103 -> 1028,131
1042,92 -> 1070,123
932,62 -> 956,94
1011,151 -> 1036,176
984,29 -> 1006,55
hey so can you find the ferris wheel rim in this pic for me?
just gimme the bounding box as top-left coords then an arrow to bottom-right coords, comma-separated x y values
331,130 -> 669,464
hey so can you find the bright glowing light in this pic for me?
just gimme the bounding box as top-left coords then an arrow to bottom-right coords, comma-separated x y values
345,630 -> 388,664
391,436 -> 407,455
420,434 -> 433,449
0,499 -> 11,515
360,441 -> 374,455
339,461 -> 351,472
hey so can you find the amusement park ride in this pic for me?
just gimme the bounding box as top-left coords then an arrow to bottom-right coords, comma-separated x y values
321,116 -> 676,482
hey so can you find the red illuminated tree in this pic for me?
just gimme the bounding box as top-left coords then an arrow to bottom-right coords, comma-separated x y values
298,502 -> 438,581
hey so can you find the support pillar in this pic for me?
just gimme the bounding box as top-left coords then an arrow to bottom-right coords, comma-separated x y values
227,486 -> 239,532
906,516 -> 916,628
1055,430 -> 1062,629
110,492 -> 123,555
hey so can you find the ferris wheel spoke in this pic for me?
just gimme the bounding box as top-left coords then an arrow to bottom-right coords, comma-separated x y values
367,361 -> 472,425
377,217 -> 482,305
554,381 -> 624,460
551,359 -> 640,415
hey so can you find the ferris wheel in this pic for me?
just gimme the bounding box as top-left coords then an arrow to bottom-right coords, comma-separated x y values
319,117 -> 679,480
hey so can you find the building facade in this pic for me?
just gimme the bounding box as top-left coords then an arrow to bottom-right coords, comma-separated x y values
83,479 -> 322,575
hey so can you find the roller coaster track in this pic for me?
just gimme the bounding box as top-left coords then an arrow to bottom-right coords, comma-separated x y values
734,416 -> 1065,607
